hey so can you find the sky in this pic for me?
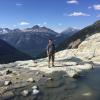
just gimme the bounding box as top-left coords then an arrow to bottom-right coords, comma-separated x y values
0,0 -> 100,32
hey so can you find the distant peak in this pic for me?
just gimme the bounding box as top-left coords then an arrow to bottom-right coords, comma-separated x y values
41,26 -> 47,29
32,25 -> 40,29
13,28 -> 22,32
61,27 -> 79,34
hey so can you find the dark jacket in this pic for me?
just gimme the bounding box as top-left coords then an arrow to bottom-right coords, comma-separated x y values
47,43 -> 55,54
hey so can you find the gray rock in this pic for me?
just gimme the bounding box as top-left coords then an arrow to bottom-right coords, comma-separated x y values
27,78 -> 35,83
6,70 -> 12,75
1,91 -> 14,100
21,90 -> 29,96
32,85 -> 38,89
72,74 -> 80,79
47,77 -> 53,81
32,89 -> 39,95
4,81 -> 12,86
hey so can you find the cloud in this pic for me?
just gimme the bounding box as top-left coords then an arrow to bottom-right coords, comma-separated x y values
16,3 -> 23,6
66,0 -> 78,4
93,4 -> 100,10
19,21 -> 30,26
67,12 -> 90,16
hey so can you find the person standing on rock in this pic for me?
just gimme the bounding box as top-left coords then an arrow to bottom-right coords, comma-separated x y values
47,39 -> 55,67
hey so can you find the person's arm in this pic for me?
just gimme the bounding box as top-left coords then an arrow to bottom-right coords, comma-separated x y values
46,45 -> 49,56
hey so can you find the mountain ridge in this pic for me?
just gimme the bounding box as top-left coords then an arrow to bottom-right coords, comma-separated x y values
0,39 -> 32,64
57,20 -> 100,51
0,25 -> 79,57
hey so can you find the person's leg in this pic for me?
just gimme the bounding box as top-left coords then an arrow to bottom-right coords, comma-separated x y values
52,54 -> 55,67
48,54 -> 51,67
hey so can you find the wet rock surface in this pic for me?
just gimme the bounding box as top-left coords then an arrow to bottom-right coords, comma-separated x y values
0,68 -> 79,100
0,60 -> 99,100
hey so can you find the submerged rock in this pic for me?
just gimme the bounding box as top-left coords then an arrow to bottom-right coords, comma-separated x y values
32,85 -> 38,89
72,74 -> 80,79
32,89 -> 40,95
27,78 -> 35,83
21,90 -> 29,96
32,85 -> 40,95
47,77 -> 53,81
1,91 -> 14,100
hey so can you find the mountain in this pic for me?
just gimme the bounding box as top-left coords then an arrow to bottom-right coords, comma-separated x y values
61,27 -> 79,36
0,25 -> 79,58
56,27 -> 79,44
0,25 -> 58,58
0,25 -> 77,57
0,28 -> 12,34
0,39 -> 32,64
57,20 -> 100,51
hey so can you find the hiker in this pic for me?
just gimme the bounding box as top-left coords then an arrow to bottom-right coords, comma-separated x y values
47,39 -> 55,67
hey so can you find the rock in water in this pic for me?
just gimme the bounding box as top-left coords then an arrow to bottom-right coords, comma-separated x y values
2,91 -> 14,100
32,89 -> 39,95
21,90 -> 29,96
47,77 -> 53,81
72,74 -> 80,79
27,78 -> 35,83
32,85 -> 40,95
32,85 -> 38,89
4,81 -> 12,86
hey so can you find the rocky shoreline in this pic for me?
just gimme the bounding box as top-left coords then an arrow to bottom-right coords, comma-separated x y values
0,56 -> 93,100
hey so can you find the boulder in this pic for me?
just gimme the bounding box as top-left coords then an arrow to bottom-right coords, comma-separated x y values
77,33 -> 100,59
32,85 -> 40,95
72,73 -> 80,79
4,81 -> 12,86
32,89 -> 39,95
6,70 -> 12,75
47,77 -> 53,81
21,90 -> 29,96
27,78 -> 35,83
32,85 -> 38,89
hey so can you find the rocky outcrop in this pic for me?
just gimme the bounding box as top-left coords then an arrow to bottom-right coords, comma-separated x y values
56,32 -> 100,62
58,20 -> 100,50
76,33 -> 100,61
